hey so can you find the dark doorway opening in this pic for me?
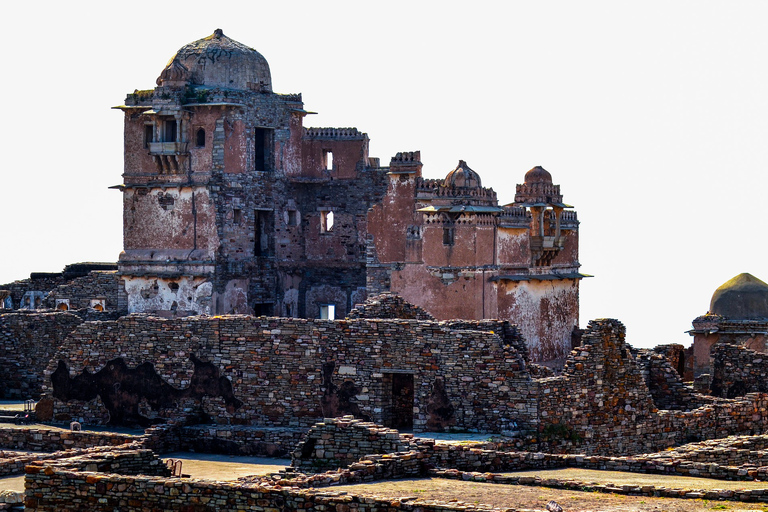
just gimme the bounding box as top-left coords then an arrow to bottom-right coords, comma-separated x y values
254,128 -> 270,171
677,352 -> 686,378
253,303 -> 272,316
382,373 -> 414,430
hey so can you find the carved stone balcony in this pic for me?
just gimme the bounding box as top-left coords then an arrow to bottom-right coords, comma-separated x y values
149,142 -> 189,155
149,142 -> 189,174
530,236 -> 565,266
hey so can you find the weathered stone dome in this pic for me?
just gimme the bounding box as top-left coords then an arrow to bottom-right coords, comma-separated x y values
710,273 -> 768,320
157,29 -> 272,91
444,160 -> 481,188
524,166 -> 553,184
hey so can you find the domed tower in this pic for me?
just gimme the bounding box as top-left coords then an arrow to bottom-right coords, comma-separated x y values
114,30 -> 385,319
156,28 -> 272,91
512,166 -> 572,267
690,273 -> 768,378
113,30 -> 307,316
443,160 -> 482,189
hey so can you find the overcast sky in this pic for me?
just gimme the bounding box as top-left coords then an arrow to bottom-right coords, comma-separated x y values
1,0 -> 766,348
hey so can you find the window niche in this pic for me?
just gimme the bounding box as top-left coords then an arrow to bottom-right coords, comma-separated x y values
196,128 -> 206,147
319,304 -> 336,320
443,226 -> 455,246
323,150 -> 334,171
164,119 -> 177,142
320,210 -> 334,233
254,128 -> 272,172
144,124 -> 154,148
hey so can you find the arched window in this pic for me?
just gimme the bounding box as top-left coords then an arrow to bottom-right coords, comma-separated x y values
196,128 -> 205,147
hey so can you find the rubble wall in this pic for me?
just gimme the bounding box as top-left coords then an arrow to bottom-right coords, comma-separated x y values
0,311 -> 83,399
46,314 -> 533,432
710,343 -> 768,397
44,271 -> 120,312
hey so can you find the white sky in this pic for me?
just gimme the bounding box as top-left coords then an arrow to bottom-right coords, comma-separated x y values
1,1 -> 766,348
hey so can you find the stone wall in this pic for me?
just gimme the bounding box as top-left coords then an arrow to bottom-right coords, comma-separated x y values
532,319 -> 768,454
710,343 -> 768,398
26,467 -> 502,512
0,426 -> 136,452
43,314 -> 768,455
45,271 -> 119,312
291,416 -> 420,472
178,425 -> 304,457
347,292 -> 435,320
635,348 -> 706,411
0,311 -> 83,398
0,275 -> 68,310
45,314 -> 532,433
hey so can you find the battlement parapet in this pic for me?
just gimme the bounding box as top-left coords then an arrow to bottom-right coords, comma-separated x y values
303,127 -> 367,140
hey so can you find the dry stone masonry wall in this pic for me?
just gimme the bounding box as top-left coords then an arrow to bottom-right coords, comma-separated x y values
0,311 -> 83,399
39,314 -> 768,455
710,343 -> 768,398
45,314 -> 531,433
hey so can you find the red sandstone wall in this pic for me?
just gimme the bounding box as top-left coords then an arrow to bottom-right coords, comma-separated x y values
496,228 -> 530,266
122,188 -> 218,254
366,176 -> 419,263
390,265 -> 496,321
223,119 -> 247,173
122,116 -> 157,177
301,138 -> 367,179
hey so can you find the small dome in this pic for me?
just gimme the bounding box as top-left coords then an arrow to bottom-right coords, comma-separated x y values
157,29 -> 272,91
444,160 -> 481,188
524,166 -> 553,184
710,273 -> 768,320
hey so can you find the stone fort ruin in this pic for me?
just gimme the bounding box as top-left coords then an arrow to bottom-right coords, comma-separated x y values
3,28 -> 586,365
2,28 -> 768,512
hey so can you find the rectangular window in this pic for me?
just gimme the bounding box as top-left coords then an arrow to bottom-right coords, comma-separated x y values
164,120 -> 177,142
254,128 -> 269,171
144,125 -> 154,148
320,210 -> 334,233
233,208 -> 242,225
319,304 -> 335,320
254,210 -> 272,256
443,226 -> 455,246
323,150 -> 334,171
288,210 -> 299,226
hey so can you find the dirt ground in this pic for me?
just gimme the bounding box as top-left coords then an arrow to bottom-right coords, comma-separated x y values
331,477 -> 768,511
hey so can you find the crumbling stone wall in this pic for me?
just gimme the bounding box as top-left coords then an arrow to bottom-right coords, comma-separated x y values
0,311 -> 83,398
710,343 -> 768,398
1,263 -> 117,311
652,343 -> 693,381
347,292 -> 435,320
179,425 -> 304,457
634,348 -> 707,411
0,426 -> 136,452
0,275 -> 67,310
45,271 -> 119,311
536,319 -> 655,443
45,314 -> 768,454
45,314 -> 532,432
532,319 -> 768,454
291,416 -> 420,472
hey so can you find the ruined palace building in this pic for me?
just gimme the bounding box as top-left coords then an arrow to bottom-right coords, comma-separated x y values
15,30 -> 590,363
